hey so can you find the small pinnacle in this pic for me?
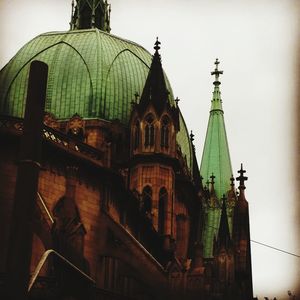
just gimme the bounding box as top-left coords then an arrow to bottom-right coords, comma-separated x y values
190,130 -> 195,142
236,163 -> 248,189
230,175 -> 235,187
154,37 -> 161,52
134,92 -> 139,102
210,173 -> 216,185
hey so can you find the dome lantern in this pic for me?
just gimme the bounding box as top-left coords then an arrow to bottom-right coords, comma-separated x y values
71,0 -> 111,32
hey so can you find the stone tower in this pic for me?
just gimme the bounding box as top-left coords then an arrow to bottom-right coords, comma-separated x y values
129,39 -> 180,256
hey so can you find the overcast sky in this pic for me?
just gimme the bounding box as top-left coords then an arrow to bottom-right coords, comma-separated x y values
0,0 -> 299,298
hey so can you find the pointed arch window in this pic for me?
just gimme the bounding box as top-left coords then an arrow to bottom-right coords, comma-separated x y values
158,187 -> 168,234
161,116 -> 169,148
134,120 -> 140,150
142,186 -> 152,214
144,114 -> 155,147
79,3 -> 92,29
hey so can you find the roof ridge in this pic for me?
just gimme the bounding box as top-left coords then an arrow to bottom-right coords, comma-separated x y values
39,29 -> 152,55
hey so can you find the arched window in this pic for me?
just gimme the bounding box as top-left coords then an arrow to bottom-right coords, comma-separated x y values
142,186 -> 152,214
160,116 -> 169,148
144,114 -> 155,147
158,187 -> 168,234
79,4 -> 92,29
134,120 -> 140,150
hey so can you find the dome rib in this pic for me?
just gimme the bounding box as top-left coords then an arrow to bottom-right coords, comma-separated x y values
103,49 -> 150,121
2,40 -> 94,118
0,28 -> 193,172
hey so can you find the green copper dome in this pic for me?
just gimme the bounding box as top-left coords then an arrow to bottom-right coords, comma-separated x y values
0,28 -> 192,171
0,29 -> 158,121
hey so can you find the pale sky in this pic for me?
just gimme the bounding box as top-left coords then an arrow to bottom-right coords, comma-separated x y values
0,0 -> 299,298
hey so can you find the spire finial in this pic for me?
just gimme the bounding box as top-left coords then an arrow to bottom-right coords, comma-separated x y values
230,174 -> 235,188
134,91 -> 139,102
190,130 -> 195,142
210,173 -> 216,185
236,163 -> 248,190
211,58 -> 223,86
154,37 -> 161,52
175,97 -> 180,107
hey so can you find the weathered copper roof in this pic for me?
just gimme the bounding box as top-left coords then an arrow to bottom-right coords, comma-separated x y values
200,62 -> 232,199
0,28 -> 192,171
200,60 -> 233,258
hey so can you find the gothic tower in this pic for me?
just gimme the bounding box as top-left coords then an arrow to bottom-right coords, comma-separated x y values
129,39 -> 180,256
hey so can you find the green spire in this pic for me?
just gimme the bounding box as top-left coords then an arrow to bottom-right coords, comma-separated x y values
200,59 -> 232,199
200,59 -> 233,258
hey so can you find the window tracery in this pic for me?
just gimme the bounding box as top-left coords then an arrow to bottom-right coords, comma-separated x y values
161,116 -> 169,148
134,120 -> 140,150
144,114 -> 155,147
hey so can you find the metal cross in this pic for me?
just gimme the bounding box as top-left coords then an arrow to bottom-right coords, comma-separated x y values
210,173 -> 216,185
211,58 -> 223,82
190,130 -> 195,142
230,175 -> 235,188
236,163 -> 248,187
154,37 -> 161,52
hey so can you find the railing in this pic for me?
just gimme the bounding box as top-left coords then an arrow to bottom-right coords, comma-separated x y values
28,249 -> 95,292
0,115 -> 105,165
28,250 -> 137,300
37,192 -> 54,225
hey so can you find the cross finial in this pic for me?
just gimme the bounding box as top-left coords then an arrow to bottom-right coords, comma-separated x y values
211,58 -> 223,86
175,97 -> 180,106
215,58 -> 220,68
210,173 -> 216,185
134,92 -> 139,102
154,37 -> 161,52
236,163 -> 248,189
230,174 -> 235,188
190,130 -> 195,142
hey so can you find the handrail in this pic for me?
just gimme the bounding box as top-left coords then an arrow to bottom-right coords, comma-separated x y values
103,211 -> 165,273
37,192 -> 54,224
0,115 -> 104,164
28,249 -> 95,292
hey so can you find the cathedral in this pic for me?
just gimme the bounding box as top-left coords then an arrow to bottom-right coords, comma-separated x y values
0,1 -> 253,299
